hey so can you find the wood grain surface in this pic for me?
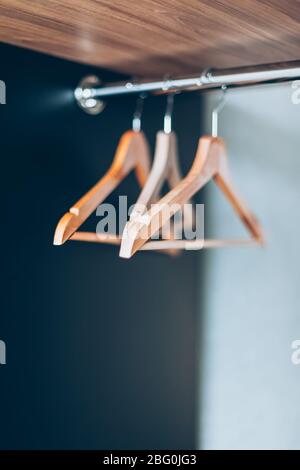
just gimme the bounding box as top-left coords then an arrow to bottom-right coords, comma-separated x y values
0,0 -> 299,76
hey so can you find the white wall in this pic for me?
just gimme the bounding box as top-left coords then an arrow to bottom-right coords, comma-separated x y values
199,82 -> 300,450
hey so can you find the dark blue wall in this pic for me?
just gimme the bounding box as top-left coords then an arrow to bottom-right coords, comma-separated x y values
0,43 -> 201,450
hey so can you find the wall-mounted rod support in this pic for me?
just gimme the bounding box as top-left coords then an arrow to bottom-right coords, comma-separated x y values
75,60 -> 300,114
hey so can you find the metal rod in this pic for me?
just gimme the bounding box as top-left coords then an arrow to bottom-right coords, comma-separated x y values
75,60 -> 300,113
91,60 -> 300,97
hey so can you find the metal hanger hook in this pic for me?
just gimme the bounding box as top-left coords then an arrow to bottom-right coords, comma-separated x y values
132,93 -> 146,132
164,93 -> 175,134
212,85 -> 227,137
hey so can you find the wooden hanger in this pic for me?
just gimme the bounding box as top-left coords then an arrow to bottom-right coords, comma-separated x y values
119,135 -> 265,258
120,130 -> 195,255
120,95 -> 194,255
130,95 -> 191,214
54,95 -> 185,254
53,129 -> 150,245
63,95 -> 194,255
68,130 -> 190,255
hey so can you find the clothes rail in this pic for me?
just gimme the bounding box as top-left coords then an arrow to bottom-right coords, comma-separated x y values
75,60 -> 300,114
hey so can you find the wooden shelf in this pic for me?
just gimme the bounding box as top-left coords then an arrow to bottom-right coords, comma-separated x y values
0,0 -> 299,76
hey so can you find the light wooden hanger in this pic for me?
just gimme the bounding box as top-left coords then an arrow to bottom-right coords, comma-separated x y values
119,90 -> 264,258
120,94 -> 194,256
54,96 -> 184,254
53,121 -> 151,245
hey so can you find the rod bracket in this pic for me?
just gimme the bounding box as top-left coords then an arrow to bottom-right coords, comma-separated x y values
74,75 -> 105,115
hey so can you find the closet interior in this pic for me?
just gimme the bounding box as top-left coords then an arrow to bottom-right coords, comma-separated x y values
0,0 -> 299,452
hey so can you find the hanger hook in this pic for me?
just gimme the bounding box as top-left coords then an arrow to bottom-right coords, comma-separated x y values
164,93 -> 175,134
212,85 -> 227,137
132,94 -> 146,132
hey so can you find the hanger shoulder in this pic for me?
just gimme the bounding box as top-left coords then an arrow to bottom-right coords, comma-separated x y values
213,140 -> 264,242
166,132 -> 182,186
167,132 -> 196,234
131,131 -> 172,214
118,130 -> 151,187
